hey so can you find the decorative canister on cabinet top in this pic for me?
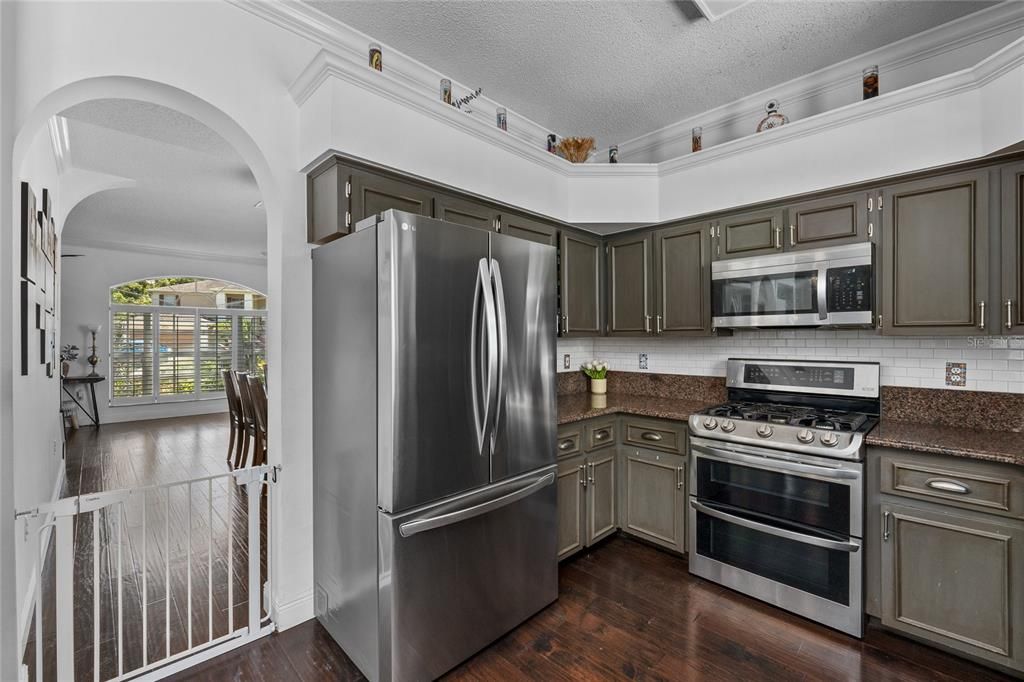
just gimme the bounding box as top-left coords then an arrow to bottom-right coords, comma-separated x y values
369,43 -> 382,71
756,99 -> 789,132
440,78 -> 452,105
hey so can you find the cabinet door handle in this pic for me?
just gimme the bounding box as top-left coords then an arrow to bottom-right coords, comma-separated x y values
676,466 -> 684,490
558,439 -> 575,451
655,314 -> 663,335
882,510 -> 891,542
644,315 -> 651,334
789,224 -> 795,246
1008,299 -> 1014,330
588,462 -> 595,487
979,300 -> 986,330
774,225 -> 782,249
926,478 -> 971,495
579,464 -> 586,488
640,431 -> 663,442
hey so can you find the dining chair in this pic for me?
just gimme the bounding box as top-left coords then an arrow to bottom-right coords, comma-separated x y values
234,370 -> 255,469
223,369 -> 244,467
246,374 -> 268,467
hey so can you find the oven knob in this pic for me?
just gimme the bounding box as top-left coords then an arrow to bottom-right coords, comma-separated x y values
702,417 -> 719,430
820,432 -> 840,447
720,419 -> 736,433
797,429 -> 815,444
756,424 -> 773,438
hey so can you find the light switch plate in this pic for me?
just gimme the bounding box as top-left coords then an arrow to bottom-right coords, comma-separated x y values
563,354 -> 570,370
639,353 -> 648,370
945,362 -> 967,386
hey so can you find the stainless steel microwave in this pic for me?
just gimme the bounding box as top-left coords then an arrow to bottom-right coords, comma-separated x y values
711,243 -> 873,329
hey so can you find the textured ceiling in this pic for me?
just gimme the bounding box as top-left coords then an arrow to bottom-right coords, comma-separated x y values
307,0 -> 995,145
60,99 -> 265,259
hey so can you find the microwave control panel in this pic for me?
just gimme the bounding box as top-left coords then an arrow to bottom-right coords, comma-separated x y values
827,265 -> 872,312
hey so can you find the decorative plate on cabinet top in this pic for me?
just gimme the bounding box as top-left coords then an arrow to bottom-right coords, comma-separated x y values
756,99 -> 789,132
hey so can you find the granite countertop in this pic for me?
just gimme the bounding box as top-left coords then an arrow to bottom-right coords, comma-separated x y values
866,420 -> 1024,467
558,392 -> 713,425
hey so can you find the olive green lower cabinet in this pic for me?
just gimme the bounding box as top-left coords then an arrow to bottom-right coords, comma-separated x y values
867,447 -> 1024,675
619,447 -> 687,553
556,420 -> 618,560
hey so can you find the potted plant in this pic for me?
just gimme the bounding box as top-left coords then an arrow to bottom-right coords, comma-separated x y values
60,344 -> 79,377
581,360 -> 609,395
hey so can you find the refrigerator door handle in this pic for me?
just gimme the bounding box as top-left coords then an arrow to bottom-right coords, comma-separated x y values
489,258 -> 509,450
478,258 -> 499,455
398,471 -> 555,537
469,259 -> 486,454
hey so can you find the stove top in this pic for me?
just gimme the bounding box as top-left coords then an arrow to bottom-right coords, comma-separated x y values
702,401 -> 876,434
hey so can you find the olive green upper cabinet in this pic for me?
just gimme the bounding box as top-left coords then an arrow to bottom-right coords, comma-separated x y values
881,171 -> 990,335
653,222 -> 712,335
349,170 -> 434,226
785,191 -> 871,251
497,213 -> 559,246
433,194 -> 498,232
1002,162 -> 1024,333
307,160 -> 348,244
713,207 -> 784,260
607,233 -> 652,335
560,231 -> 603,336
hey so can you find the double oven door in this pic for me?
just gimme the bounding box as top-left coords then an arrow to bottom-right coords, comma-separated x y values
688,437 -> 864,636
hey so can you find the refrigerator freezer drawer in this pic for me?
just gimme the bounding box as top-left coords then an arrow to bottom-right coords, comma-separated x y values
378,466 -> 558,682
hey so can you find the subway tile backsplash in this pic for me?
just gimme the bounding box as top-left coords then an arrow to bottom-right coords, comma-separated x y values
557,330 -> 1024,394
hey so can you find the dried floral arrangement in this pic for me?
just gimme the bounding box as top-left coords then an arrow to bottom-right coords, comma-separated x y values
556,136 -> 596,163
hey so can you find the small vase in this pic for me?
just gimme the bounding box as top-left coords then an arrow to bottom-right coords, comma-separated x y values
590,393 -> 607,409
590,378 -> 607,395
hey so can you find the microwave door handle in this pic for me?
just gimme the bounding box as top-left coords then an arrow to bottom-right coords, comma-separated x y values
817,265 -> 828,321
690,500 -> 861,553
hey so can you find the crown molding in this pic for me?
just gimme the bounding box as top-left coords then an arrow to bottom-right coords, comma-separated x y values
619,1 -> 1024,161
62,237 -> 267,266
656,36 -> 1024,177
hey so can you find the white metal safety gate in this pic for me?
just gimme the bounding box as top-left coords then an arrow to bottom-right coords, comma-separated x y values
17,465 -> 278,682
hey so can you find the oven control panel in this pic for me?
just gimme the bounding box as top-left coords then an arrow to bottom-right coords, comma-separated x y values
744,364 -> 853,390
827,265 -> 872,312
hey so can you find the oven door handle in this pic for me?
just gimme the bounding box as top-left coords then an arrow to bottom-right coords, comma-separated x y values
691,500 -> 861,553
691,442 -> 860,480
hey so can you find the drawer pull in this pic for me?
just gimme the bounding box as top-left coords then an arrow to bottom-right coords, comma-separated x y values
925,478 -> 970,495
594,429 -> 610,441
640,432 -> 663,442
558,439 -> 575,451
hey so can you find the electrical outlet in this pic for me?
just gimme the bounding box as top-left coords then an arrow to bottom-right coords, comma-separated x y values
639,353 -> 648,370
563,354 -> 571,370
945,362 -> 967,386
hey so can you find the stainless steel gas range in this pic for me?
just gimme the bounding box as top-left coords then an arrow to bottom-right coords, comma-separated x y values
687,358 -> 880,638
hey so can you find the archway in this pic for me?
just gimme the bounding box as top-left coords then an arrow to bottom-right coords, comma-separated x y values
9,77 -> 283,681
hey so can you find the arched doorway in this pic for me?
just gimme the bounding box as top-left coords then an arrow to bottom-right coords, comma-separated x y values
10,80 -> 281,682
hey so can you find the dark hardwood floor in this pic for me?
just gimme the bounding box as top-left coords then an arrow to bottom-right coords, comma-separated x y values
23,414 -> 267,682
170,535 -> 1017,682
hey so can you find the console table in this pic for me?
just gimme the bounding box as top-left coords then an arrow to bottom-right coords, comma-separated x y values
62,375 -> 105,427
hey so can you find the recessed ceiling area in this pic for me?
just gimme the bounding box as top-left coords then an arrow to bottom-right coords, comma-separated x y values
60,99 -> 265,260
306,0 -> 995,146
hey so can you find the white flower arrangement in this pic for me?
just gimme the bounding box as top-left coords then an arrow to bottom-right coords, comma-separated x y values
581,360 -> 609,380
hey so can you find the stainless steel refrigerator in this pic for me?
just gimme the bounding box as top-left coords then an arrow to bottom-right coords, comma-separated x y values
312,209 -> 558,682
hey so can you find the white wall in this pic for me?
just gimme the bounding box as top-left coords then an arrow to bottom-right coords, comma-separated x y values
59,245 -> 267,424
557,332 -> 1024,394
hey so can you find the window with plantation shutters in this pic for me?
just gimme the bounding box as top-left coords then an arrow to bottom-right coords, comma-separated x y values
199,314 -> 233,392
109,293 -> 266,405
111,310 -> 154,398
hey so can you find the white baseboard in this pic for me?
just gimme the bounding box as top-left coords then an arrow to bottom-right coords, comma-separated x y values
272,590 -> 314,630
17,465 -> 66,655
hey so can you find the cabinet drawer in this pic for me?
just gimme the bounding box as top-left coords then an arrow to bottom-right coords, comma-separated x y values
879,449 -> 1023,520
623,418 -> 685,455
556,424 -> 582,458
585,419 -> 616,451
